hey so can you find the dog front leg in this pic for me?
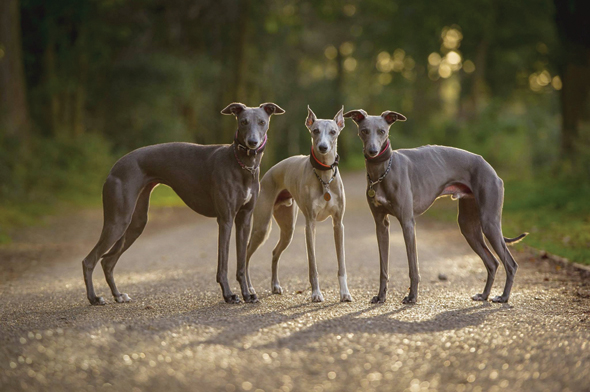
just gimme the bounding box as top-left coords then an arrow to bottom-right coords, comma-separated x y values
400,217 -> 420,304
217,216 -> 240,304
305,219 -> 323,302
371,212 -> 390,304
333,219 -> 352,302
235,208 -> 258,303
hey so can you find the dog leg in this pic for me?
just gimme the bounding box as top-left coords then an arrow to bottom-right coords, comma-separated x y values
82,176 -> 137,305
305,219 -> 323,302
246,189 -> 276,295
482,222 -> 518,303
333,217 -> 352,302
400,217 -> 420,304
271,203 -> 298,295
101,184 -> 153,303
458,199 -> 499,301
217,215 -> 240,304
478,181 -> 518,303
236,208 -> 258,303
371,212 -> 390,304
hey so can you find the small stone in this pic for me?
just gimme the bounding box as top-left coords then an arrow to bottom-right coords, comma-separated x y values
438,273 -> 448,281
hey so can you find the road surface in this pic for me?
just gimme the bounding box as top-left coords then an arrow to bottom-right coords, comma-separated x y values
1,171 -> 589,392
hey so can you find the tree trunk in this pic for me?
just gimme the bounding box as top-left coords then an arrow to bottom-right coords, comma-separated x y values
0,0 -> 30,142
560,58 -> 590,160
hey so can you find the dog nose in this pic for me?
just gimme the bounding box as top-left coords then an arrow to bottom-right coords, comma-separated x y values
318,145 -> 328,153
368,148 -> 379,156
247,139 -> 258,148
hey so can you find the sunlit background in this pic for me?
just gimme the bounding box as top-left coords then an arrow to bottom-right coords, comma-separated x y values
1,0 -> 589,262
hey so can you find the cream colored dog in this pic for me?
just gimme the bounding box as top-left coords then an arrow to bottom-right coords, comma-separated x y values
245,106 -> 351,302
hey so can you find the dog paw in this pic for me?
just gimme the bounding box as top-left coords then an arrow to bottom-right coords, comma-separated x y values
340,293 -> 353,302
89,296 -> 106,306
272,285 -> 283,295
244,293 -> 259,303
472,293 -> 488,301
491,295 -> 508,303
311,292 -> 324,302
224,294 -> 241,304
370,295 -> 385,304
114,293 -> 132,303
402,295 -> 417,304
248,287 -> 257,296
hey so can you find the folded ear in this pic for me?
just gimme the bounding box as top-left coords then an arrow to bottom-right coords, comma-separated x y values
305,105 -> 317,128
334,106 -> 345,130
260,102 -> 285,116
221,102 -> 247,116
381,110 -> 407,125
343,109 -> 368,123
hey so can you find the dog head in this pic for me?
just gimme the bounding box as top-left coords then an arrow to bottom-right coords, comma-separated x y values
221,102 -> 285,149
305,106 -> 345,156
343,109 -> 406,158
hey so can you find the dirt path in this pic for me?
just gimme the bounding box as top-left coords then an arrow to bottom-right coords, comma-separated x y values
1,171 -> 589,392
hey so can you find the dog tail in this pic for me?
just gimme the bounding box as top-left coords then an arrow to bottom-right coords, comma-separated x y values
504,232 -> 528,245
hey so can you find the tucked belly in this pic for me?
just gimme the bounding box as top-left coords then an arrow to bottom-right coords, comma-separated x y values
440,183 -> 473,200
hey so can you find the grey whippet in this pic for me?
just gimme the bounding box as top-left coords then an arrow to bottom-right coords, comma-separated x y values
343,109 -> 527,304
246,106 -> 352,302
81,102 -> 284,305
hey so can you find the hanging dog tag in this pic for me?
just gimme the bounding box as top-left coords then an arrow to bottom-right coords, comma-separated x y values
324,190 -> 332,201
368,188 -> 376,198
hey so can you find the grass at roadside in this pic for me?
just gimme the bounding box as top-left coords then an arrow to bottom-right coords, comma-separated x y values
426,178 -> 590,265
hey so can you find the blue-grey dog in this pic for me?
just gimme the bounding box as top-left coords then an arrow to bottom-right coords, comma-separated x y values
344,109 -> 527,304
81,102 -> 284,305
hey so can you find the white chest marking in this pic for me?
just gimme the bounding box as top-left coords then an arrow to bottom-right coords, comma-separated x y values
243,188 -> 252,205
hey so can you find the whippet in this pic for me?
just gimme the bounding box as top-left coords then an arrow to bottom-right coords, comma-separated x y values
81,102 -> 285,305
343,109 -> 527,304
246,106 -> 352,302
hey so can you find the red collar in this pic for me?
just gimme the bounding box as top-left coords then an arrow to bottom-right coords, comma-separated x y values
310,147 -> 339,171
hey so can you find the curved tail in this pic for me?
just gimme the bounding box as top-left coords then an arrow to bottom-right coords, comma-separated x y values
504,232 -> 528,245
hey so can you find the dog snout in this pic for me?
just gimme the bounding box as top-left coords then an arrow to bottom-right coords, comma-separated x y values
367,147 -> 379,157
318,144 -> 328,154
247,138 -> 258,149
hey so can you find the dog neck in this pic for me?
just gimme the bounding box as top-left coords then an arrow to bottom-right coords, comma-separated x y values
233,132 -> 267,174
365,139 -> 393,180
310,146 -> 339,171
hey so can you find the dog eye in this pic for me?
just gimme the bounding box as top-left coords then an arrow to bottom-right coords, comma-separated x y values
258,120 -> 266,126
378,129 -> 386,135
241,119 -> 249,125
330,129 -> 337,135
312,129 -> 320,134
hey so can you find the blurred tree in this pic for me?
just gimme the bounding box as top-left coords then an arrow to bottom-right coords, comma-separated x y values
0,0 -> 30,143
554,0 -> 590,164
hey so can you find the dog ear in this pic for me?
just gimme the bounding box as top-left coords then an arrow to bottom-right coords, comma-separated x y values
381,110 -> 407,124
305,105 -> 317,128
334,106 -> 345,130
260,102 -> 285,116
221,102 -> 247,116
343,109 -> 368,124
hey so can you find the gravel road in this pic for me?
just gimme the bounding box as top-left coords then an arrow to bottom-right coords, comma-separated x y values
1,171 -> 589,392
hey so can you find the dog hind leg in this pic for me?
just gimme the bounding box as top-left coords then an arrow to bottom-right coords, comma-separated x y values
270,202 -> 299,294
458,198 -> 499,301
101,183 -> 155,303
82,176 -> 140,305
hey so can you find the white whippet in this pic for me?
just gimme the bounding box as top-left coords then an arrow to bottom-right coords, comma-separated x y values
246,106 -> 352,302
